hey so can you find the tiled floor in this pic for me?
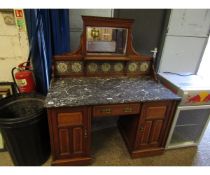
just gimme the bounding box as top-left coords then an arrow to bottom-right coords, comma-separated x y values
0,122 -> 210,166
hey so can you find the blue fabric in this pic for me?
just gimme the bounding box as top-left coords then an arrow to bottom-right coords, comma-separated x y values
24,9 -> 70,95
50,10 -> 70,54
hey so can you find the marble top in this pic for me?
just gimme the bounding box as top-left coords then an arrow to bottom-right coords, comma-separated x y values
45,76 -> 181,108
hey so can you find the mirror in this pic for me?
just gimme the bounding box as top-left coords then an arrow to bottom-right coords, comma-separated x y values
86,27 -> 128,55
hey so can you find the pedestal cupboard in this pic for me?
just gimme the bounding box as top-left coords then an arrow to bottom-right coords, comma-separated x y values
47,107 -> 92,165
47,100 -> 178,165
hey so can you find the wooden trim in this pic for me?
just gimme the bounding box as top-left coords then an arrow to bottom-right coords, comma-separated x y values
47,109 -> 57,160
130,148 -> 164,158
54,56 -> 84,61
158,75 -> 179,94
160,100 -> 180,147
151,58 -> 158,82
51,157 -> 92,166
84,56 -> 130,61
86,72 -> 126,77
82,16 -> 134,28
86,107 -> 92,155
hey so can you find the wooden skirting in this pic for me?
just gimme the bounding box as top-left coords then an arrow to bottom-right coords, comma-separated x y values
51,156 -> 92,166
130,148 -> 164,159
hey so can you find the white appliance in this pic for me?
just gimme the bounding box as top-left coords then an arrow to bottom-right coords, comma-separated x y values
159,73 -> 210,149
159,9 -> 210,74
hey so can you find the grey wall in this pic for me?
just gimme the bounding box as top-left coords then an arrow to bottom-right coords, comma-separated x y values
69,9 -> 113,51
114,9 -> 167,56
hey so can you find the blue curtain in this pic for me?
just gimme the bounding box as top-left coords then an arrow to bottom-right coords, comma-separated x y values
24,9 -> 70,95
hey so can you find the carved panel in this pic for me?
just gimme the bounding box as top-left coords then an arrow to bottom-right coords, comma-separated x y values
57,112 -> 83,127
72,127 -> 83,153
149,120 -> 163,144
59,128 -> 70,155
140,121 -> 152,144
146,106 -> 167,120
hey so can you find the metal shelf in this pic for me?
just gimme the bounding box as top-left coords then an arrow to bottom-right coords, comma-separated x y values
176,124 -> 200,127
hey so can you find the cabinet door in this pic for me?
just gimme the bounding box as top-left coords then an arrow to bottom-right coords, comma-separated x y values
49,107 -> 91,160
135,101 -> 172,150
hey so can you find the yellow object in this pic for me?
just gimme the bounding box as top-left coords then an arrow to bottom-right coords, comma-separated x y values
199,92 -> 209,101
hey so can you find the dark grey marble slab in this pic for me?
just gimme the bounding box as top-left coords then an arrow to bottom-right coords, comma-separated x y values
45,76 -> 181,108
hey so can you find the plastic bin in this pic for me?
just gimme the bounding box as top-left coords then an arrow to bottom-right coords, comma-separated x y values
0,93 -> 50,166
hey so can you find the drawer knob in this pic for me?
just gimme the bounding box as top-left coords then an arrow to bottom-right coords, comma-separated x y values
124,107 -> 132,112
100,108 -> 112,114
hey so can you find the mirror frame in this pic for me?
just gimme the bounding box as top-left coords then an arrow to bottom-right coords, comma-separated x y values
82,16 -> 136,59
86,26 -> 128,55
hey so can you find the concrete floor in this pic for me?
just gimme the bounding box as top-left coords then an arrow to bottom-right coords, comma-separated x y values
0,122 -> 210,166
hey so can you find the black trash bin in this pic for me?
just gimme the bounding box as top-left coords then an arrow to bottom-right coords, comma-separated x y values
0,93 -> 50,166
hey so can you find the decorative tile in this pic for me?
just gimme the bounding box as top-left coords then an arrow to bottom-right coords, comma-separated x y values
56,61 -> 84,74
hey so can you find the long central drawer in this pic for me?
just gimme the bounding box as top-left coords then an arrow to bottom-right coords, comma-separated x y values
93,103 -> 141,117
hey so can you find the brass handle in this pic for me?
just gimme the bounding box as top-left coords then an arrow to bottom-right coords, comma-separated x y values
139,126 -> 144,132
124,107 -> 132,113
84,129 -> 88,138
100,108 -> 112,114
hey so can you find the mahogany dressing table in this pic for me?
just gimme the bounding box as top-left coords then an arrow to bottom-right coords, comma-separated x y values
45,16 -> 181,166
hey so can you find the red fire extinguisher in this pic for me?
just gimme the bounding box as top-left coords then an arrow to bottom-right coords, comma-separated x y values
12,62 -> 36,93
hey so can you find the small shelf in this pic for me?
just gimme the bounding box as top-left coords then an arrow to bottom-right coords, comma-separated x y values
169,131 -> 197,147
168,141 -> 197,149
84,55 -> 130,61
176,124 -> 200,127
168,124 -> 203,148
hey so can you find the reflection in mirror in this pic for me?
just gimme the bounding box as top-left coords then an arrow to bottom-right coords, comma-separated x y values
86,27 -> 128,55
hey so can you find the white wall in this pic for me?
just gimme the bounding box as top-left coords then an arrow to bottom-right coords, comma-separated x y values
159,9 -> 210,73
0,10 -> 29,82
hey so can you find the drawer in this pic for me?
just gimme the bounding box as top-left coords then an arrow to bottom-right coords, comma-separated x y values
93,103 -> 140,117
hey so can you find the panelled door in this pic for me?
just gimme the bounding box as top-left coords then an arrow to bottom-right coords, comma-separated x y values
135,101 -> 172,150
49,107 -> 91,160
